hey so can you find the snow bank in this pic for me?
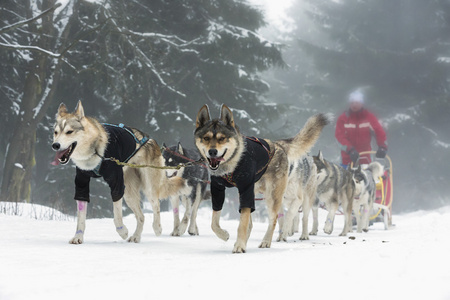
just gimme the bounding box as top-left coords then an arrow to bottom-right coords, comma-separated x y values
1,205 -> 449,300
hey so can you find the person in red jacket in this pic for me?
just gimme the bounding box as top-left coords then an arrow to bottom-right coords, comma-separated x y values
335,91 -> 387,167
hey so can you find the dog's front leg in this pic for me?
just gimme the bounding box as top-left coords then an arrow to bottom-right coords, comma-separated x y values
113,198 -> 129,240
233,207 -> 251,253
211,210 -> 229,241
69,200 -> 87,244
170,196 -> 181,236
309,203 -> 319,236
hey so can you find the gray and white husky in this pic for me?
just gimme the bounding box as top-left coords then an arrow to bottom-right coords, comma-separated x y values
51,101 -> 186,244
162,142 -> 209,236
311,151 -> 356,236
277,156 -> 318,242
352,162 -> 384,233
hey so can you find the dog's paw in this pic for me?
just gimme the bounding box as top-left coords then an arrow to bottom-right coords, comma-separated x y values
188,225 -> 199,236
309,230 -> 318,236
276,232 -> 287,242
69,235 -> 83,244
116,225 -> 129,240
171,229 -> 182,236
232,242 -> 246,253
258,240 -> 272,249
299,234 -> 309,241
324,223 -> 333,235
153,223 -> 162,236
127,235 -> 141,243
177,222 -> 188,236
214,229 -> 229,241
339,231 -> 347,237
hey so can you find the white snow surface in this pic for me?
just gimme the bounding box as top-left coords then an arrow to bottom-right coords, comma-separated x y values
1,203 -> 450,300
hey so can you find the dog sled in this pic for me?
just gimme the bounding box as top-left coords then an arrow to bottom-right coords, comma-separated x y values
356,151 -> 394,230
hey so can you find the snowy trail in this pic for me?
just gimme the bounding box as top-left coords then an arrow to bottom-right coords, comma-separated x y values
1,205 -> 450,300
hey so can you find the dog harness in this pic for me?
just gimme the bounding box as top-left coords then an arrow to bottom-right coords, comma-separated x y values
74,123 -> 148,203
211,136 -> 275,213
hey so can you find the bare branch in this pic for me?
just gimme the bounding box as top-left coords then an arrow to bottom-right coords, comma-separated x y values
0,3 -> 62,35
0,42 -> 61,57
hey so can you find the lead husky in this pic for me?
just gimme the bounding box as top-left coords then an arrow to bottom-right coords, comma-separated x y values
52,101 -> 186,244
311,151 -> 356,236
194,104 -> 329,253
162,142 -> 209,236
352,162 -> 384,233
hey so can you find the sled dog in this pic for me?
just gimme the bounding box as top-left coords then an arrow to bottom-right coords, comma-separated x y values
194,104 -> 329,253
352,162 -> 384,233
162,142 -> 209,236
277,155 -> 318,242
311,151 -> 356,236
51,101 -> 186,244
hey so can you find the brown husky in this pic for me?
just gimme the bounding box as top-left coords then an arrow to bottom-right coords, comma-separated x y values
52,101 -> 186,244
194,104 -> 329,253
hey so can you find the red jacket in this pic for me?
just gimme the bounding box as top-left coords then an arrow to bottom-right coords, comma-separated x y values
335,109 -> 387,165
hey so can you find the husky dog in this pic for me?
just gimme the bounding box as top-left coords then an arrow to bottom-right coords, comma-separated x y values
311,151 -> 356,236
162,142 -> 209,236
277,156 -> 318,242
194,104 -> 329,253
352,162 -> 384,233
51,101 -> 186,244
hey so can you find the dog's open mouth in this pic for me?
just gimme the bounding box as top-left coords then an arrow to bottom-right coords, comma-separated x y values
207,150 -> 227,170
51,142 -> 77,166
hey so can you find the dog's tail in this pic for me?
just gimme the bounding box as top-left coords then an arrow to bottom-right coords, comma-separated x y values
159,176 -> 188,199
277,113 -> 332,161
367,161 -> 384,181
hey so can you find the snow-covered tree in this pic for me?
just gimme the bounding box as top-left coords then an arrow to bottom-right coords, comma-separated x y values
0,0 -> 284,214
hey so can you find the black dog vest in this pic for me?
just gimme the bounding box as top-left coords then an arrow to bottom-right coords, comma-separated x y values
210,137 -> 274,213
74,124 -> 141,202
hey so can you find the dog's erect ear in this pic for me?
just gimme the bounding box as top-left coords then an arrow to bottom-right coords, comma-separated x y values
177,142 -> 184,155
196,104 -> 211,128
357,165 -> 361,173
162,143 -> 167,149
57,103 -> 68,118
219,104 -> 235,128
74,100 -> 85,119
318,150 -> 324,163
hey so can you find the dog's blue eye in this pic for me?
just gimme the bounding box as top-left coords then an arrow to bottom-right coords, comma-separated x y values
66,130 -> 74,135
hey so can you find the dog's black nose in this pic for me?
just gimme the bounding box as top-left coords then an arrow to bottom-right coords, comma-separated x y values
52,143 -> 60,151
208,149 -> 218,157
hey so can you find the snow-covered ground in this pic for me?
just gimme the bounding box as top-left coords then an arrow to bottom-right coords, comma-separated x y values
1,203 -> 450,300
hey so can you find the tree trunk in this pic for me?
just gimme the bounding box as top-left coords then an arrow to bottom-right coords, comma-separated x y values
0,0 -> 73,202
0,51 -> 45,202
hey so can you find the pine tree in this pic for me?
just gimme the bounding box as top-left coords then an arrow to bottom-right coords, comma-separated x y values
0,0 -> 284,214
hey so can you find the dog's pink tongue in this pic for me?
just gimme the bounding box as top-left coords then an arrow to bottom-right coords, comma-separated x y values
51,154 -> 61,166
210,156 -> 224,167
50,150 -> 67,166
